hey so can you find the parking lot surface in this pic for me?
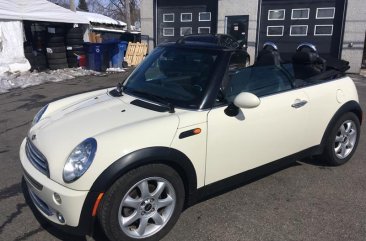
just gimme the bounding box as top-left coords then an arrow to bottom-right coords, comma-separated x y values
0,72 -> 365,241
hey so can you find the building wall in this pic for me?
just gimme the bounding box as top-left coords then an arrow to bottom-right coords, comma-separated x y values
341,0 -> 366,73
141,0 -> 366,72
141,0 -> 155,52
217,0 -> 260,64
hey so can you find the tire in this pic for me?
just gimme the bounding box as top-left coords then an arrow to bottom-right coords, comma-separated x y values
122,61 -> 128,68
66,45 -> 84,51
47,42 -> 65,48
47,46 -> 66,53
49,63 -> 68,70
48,36 -> 64,43
48,27 -> 64,34
98,164 -> 185,241
67,51 -> 84,58
48,58 -> 67,65
67,33 -> 84,40
321,112 -> 360,166
67,39 -> 84,46
47,52 -> 67,59
67,27 -> 83,35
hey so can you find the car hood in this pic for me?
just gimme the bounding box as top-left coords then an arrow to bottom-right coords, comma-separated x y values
28,89 -> 180,183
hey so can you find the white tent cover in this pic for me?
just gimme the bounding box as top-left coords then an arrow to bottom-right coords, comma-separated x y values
0,21 -> 30,75
77,11 -> 126,26
0,0 -> 88,24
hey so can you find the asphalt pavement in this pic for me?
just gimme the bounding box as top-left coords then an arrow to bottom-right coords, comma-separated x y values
0,72 -> 365,241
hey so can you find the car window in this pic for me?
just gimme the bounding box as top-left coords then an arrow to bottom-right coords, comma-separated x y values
124,47 -> 220,109
221,62 -> 293,103
229,51 -> 248,69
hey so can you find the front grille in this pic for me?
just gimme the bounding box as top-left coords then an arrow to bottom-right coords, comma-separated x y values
28,188 -> 53,216
23,168 -> 43,191
25,139 -> 49,177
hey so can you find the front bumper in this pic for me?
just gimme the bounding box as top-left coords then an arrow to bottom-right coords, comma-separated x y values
19,138 -> 94,233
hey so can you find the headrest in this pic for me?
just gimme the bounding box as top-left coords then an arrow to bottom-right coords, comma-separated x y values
255,49 -> 282,66
292,51 -> 319,64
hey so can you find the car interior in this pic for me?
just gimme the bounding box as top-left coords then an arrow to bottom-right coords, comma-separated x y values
222,42 -> 350,102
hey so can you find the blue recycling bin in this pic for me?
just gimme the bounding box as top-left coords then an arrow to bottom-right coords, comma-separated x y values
85,43 -> 115,72
85,43 -> 104,72
111,41 -> 128,68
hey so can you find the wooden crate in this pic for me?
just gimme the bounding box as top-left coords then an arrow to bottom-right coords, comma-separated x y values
125,42 -> 148,66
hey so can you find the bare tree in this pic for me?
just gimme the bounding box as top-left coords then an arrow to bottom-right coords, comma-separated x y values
89,0 -> 141,31
78,0 -> 89,12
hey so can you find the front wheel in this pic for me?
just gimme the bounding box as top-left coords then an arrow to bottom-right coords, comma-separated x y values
321,112 -> 360,166
98,164 -> 185,241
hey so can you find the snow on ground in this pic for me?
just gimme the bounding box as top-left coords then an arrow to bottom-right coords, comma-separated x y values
0,68 -> 101,94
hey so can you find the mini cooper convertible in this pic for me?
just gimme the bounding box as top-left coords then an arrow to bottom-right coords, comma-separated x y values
20,35 -> 362,241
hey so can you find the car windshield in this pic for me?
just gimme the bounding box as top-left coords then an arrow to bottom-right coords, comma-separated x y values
123,46 -> 221,109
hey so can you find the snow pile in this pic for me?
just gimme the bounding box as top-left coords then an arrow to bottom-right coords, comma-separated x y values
106,68 -> 126,73
77,11 -> 126,26
0,68 -> 100,94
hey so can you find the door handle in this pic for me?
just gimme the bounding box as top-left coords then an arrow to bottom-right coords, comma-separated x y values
291,99 -> 308,108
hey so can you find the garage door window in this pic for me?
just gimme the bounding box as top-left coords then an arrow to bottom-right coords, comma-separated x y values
163,28 -> 174,36
180,27 -> 192,36
163,13 -> 175,22
316,7 -> 335,19
291,8 -> 310,20
268,9 -> 285,20
199,12 -> 211,21
198,27 -> 211,34
290,25 -> 308,36
267,26 -> 284,36
314,25 -> 333,36
181,13 -> 192,22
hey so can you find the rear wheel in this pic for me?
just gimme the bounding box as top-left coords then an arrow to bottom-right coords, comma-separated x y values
321,112 -> 360,166
98,164 -> 185,241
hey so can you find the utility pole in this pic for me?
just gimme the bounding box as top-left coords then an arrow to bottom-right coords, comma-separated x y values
126,0 -> 131,31
70,0 -> 76,12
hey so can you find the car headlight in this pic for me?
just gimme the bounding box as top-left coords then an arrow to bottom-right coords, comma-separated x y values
63,138 -> 97,183
32,105 -> 48,126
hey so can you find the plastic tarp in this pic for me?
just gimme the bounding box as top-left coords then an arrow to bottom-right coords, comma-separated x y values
77,11 -> 126,26
0,0 -> 88,24
0,21 -> 30,75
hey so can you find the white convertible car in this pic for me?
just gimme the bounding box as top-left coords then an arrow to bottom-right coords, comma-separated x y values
20,35 -> 362,241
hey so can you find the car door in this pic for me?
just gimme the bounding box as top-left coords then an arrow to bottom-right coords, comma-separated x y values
205,60 -> 311,185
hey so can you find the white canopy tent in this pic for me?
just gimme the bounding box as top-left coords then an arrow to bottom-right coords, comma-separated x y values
0,0 -> 88,24
0,0 -> 88,75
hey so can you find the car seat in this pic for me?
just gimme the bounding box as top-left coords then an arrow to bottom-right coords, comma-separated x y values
292,43 -> 327,80
254,42 -> 283,66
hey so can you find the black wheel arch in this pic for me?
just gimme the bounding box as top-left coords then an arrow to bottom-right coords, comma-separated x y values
320,100 -> 363,149
90,146 -> 197,195
77,146 -> 198,235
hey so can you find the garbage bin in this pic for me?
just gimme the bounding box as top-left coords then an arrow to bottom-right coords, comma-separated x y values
85,43 -> 112,72
111,41 -> 128,68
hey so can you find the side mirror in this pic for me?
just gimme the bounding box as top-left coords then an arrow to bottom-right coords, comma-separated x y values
224,92 -> 260,117
234,92 -> 260,109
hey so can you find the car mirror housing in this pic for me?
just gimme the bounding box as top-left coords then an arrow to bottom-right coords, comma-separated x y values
233,92 -> 260,109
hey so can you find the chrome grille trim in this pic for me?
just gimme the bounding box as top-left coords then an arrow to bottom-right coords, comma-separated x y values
25,139 -> 49,177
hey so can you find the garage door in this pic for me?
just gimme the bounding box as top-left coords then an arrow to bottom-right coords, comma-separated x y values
258,0 -> 346,60
156,0 -> 218,44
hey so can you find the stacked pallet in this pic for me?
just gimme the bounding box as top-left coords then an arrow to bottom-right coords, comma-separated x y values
125,42 -> 148,66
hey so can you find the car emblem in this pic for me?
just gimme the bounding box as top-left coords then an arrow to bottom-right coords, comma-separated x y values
31,135 -> 36,141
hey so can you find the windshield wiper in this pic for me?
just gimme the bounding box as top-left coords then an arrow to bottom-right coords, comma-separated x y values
124,87 -> 175,113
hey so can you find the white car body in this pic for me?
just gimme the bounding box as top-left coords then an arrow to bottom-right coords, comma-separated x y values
19,40 -> 362,239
